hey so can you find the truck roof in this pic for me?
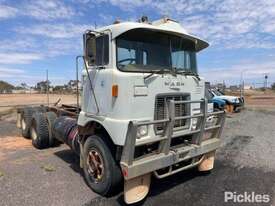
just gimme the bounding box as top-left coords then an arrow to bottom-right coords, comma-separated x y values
97,18 -> 209,52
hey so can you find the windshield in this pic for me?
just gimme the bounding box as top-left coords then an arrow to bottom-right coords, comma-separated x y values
116,29 -> 197,73
206,89 -> 214,99
211,89 -> 223,96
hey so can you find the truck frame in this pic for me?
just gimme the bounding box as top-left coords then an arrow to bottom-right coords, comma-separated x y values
17,17 -> 225,204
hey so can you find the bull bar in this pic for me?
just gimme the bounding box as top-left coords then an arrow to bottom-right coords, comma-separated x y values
120,99 -> 226,180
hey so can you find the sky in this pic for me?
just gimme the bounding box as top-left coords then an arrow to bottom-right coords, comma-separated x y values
0,0 -> 275,87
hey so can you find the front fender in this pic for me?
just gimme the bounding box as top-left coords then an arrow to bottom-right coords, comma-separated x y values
78,111 -> 129,146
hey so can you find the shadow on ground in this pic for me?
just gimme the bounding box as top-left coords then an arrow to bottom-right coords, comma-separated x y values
54,149 -> 82,174
83,160 -> 274,206
52,136 -> 274,206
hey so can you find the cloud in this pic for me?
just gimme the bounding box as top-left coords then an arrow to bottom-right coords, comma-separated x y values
11,23 -> 91,58
0,5 -> 18,19
21,0 -> 75,20
0,32 -> 84,62
0,67 -> 25,78
0,38 -> 38,52
0,53 -> 44,64
16,23 -> 92,39
0,0 -> 77,21
200,60 -> 275,84
83,0 -> 275,49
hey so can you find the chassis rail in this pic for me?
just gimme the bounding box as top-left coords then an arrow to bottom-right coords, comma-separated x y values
120,99 -> 226,180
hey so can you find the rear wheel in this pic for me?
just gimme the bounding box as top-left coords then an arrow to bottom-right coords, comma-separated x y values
83,135 -> 122,196
21,107 -> 34,138
30,113 -> 49,149
45,112 -> 57,147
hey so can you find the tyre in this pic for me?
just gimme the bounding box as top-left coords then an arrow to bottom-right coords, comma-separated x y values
45,112 -> 57,147
83,135 -> 123,196
16,109 -> 23,128
21,107 -> 34,138
30,112 -> 50,149
33,106 -> 47,113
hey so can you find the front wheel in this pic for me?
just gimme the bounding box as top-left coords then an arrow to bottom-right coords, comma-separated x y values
83,135 -> 123,196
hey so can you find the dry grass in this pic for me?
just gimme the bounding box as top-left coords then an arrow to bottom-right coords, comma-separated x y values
41,164 -> 56,172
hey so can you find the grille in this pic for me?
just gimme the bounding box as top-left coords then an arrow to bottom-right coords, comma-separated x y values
154,94 -> 189,132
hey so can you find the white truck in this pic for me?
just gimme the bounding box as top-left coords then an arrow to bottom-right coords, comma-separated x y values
17,17 -> 225,204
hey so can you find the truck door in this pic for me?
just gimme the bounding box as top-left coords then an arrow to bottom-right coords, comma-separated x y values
82,31 -> 111,116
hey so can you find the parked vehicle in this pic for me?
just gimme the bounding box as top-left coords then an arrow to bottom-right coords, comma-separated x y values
16,17 -> 225,204
205,88 -> 225,111
208,89 -> 244,112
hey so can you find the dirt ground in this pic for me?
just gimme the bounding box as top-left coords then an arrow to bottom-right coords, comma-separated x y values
0,94 -> 77,114
228,89 -> 275,110
0,108 -> 275,206
0,113 -> 95,206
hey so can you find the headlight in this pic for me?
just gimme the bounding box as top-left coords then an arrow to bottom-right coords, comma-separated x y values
191,118 -> 198,130
206,115 -> 215,128
137,125 -> 148,139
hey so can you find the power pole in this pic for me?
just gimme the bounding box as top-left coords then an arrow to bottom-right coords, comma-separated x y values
264,74 -> 268,90
46,69 -> 49,106
240,70 -> 244,98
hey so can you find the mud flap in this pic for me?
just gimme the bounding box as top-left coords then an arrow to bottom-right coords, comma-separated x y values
198,151 -> 215,171
124,173 -> 151,204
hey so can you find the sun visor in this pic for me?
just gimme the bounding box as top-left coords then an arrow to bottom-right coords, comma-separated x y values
110,23 -> 209,52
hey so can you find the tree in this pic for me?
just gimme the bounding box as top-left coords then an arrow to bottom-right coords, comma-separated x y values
67,80 -> 80,90
271,82 -> 275,91
36,80 -> 50,93
20,83 -> 29,89
0,80 -> 14,93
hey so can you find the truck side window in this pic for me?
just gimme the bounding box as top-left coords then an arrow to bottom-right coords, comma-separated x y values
96,35 -> 109,66
86,36 -> 96,65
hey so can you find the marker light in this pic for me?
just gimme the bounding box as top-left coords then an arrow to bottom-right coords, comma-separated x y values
112,84 -> 118,97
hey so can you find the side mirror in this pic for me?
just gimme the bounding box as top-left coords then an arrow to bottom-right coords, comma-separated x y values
83,33 -> 96,65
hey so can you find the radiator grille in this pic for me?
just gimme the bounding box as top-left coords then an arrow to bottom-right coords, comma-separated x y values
154,94 -> 189,132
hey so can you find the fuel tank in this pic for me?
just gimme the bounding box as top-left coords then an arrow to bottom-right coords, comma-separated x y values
53,116 -> 80,155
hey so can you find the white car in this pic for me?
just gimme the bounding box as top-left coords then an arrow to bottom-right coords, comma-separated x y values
209,89 -> 244,112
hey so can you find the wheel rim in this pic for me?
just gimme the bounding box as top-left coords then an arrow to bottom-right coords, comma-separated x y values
87,149 -> 104,183
21,118 -> 26,130
30,126 -> 37,140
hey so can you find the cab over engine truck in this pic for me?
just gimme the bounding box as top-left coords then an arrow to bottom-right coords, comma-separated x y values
17,17 -> 225,204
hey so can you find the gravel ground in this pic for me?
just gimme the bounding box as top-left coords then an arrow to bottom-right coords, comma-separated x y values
0,109 -> 275,206
219,109 -> 275,172
0,113 -> 96,206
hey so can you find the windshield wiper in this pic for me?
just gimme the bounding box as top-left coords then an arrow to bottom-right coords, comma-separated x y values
175,68 -> 200,80
144,68 -> 171,80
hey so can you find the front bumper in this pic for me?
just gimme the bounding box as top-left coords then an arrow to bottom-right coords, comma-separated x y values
120,99 -> 226,180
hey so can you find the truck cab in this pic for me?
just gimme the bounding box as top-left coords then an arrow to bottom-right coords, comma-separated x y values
75,17 -> 226,204
16,17 -> 225,205
79,18 -> 209,144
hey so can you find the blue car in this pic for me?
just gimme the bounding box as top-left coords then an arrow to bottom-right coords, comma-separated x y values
205,89 -> 226,111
